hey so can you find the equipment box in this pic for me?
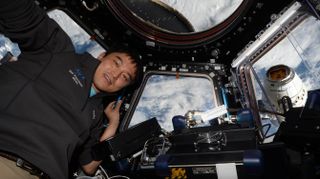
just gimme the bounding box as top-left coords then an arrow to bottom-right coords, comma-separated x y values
139,126 -> 263,179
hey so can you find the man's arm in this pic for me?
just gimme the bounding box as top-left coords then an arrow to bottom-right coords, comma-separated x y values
82,100 -> 122,175
0,0 -> 48,51
0,0 -> 73,53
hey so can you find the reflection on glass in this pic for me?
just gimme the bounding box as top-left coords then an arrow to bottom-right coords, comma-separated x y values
158,0 -> 243,32
48,9 -> 105,58
129,74 -> 217,131
0,9 -> 105,61
251,73 -> 281,139
253,16 -> 320,93
251,15 -> 320,137
122,0 -> 243,33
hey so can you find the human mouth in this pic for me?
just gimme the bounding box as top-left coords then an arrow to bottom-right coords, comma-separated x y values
104,73 -> 112,85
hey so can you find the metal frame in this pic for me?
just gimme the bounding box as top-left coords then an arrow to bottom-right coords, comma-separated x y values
232,1 -> 313,141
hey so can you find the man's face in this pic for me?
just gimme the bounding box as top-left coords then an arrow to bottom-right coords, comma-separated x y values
93,52 -> 137,93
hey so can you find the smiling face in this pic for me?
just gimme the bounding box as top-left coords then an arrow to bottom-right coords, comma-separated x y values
93,52 -> 137,93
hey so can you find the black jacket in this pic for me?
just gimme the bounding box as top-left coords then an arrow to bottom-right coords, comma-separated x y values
0,0 -> 107,178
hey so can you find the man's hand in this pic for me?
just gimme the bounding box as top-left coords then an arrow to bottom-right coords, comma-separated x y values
100,100 -> 123,141
83,100 -> 124,174
104,99 -> 123,125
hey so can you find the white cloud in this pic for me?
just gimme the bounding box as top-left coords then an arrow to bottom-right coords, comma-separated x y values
253,16 -> 320,92
130,75 -> 216,131
159,0 -> 242,31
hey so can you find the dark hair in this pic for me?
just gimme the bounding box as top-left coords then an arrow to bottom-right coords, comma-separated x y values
107,43 -> 144,91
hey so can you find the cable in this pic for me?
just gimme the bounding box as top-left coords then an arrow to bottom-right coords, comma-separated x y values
260,123 -> 278,141
98,165 -> 130,179
81,0 -> 99,11
261,123 -> 271,140
98,165 -> 109,179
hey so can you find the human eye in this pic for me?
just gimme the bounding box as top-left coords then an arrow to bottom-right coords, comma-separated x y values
114,56 -> 123,67
113,59 -> 120,67
122,73 -> 131,83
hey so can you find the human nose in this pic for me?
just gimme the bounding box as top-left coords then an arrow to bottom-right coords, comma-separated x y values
111,70 -> 121,79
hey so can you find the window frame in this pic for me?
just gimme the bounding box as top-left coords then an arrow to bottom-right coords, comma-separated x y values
232,2 -> 318,141
119,70 -> 223,131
